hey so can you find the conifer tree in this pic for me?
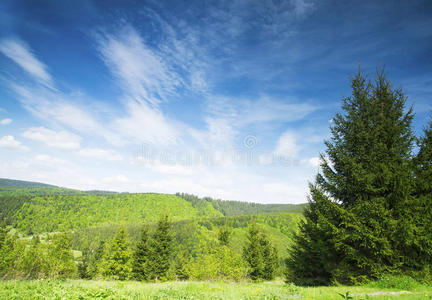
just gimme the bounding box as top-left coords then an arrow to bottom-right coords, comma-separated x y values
132,226 -> 150,281
48,233 -> 77,279
287,69 -> 416,285
88,240 -> 105,279
99,227 -> 132,280
261,237 -> 279,280
147,215 -> 173,281
243,222 -> 279,281
243,222 -> 263,280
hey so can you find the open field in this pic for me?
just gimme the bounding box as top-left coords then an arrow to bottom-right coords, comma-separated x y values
1,280 -> 432,300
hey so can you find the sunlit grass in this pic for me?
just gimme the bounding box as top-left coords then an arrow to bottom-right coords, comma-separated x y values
1,279 -> 432,299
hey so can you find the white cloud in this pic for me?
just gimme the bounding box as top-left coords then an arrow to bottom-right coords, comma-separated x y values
77,148 -> 123,161
22,127 -> 81,150
307,156 -> 321,167
35,154 -> 67,165
0,135 -> 28,151
274,131 -> 300,158
0,118 -> 12,125
0,38 -> 53,88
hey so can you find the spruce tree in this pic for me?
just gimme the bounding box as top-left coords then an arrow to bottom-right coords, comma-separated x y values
287,69 -> 416,285
99,227 -> 132,280
243,222 -> 263,280
132,226 -> 150,281
261,235 -> 279,280
147,215 -> 173,281
48,233 -> 77,279
243,222 -> 279,281
88,240 -> 105,279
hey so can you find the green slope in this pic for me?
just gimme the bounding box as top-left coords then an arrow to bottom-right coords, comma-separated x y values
12,193 -> 224,234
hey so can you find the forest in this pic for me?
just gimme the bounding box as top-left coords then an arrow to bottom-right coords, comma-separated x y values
1,71 -> 432,298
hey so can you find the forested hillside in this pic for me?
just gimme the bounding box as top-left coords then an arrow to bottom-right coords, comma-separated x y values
0,185 -> 305,235
0,181 -> 304,282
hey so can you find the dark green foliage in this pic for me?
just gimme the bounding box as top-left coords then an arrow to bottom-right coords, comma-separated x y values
87,240 -> 106,279
147,215 -> 173,281
218,225 -> 232,246
243,223 -> 279,281
99,228 -> 132,280
132,226 -> 150,281
407,121 -> 432,270
287,69 -> 420,285
0,221 -> 7,251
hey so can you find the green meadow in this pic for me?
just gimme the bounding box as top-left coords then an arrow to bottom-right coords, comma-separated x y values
1,279 -> 432,300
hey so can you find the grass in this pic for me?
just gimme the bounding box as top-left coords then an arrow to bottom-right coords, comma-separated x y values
1,279 -> 432,299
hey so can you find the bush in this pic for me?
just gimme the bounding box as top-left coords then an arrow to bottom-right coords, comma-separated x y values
368,274 -> 421,290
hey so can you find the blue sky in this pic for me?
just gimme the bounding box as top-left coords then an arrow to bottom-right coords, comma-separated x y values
0,0 -> 431,203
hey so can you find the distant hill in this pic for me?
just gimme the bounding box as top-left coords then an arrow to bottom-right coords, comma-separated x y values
0,178 -> 307,265
0,179 -> 307,237
0,178 -> 58,188
176,193 -> 307,216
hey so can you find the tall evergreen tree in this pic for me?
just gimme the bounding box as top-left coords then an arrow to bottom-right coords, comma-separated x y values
243,222 -> 263,280
261,234 -> 279,280
287,69 -> 416,285
87,240 -> 105,279
132,226 -> 150,281
243,222 -> 279,281
99,228 -> 132,280
148,215 -> 173,281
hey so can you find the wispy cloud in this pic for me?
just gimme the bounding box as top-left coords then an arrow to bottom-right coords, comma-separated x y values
22,127 -> 81,150
0,38 -> 54,89
97,26 -> 182,106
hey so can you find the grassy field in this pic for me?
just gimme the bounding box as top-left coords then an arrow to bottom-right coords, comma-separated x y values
1,280 -> 432,299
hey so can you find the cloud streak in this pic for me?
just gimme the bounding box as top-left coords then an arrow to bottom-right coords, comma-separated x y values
0,38 -> 54,89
